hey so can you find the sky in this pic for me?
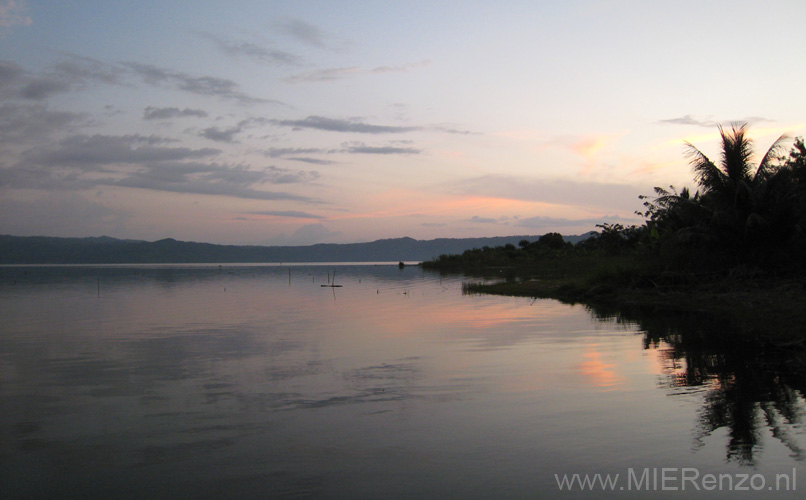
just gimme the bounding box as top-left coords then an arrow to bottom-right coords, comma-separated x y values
1,0 -> 805,246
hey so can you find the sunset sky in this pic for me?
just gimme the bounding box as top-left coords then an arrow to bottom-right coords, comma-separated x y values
2,0 -> 805,245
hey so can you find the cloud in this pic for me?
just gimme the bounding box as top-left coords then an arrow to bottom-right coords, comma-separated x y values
248,210 -> 326,220
447,175 -> 646,212
371,60 -> 431,74
265,147 -> 330,158
434,125 -> 476,135
0,103 -> 88,143
197,164 -> 274,185
265,141 -> 420,160
4,55 -> 267,106
123,62 -> 271,105
743,116 -> 774,125
275,18 -> 331,48
200,125 -> 242,143
658,115 -> 719,127
22,134 -> 220,168
143,106 -> 208,120
0,193 -> 129,238
264,147 -> 339,165
466,216 -> 498,224
50,54 -> 124,86
0,1 -> 32,28
286,157 -> 338,165
283,61 -> 429,84
283,67 -> 363,84
200,32 -> 302,66
341,141 -> 421,155
107,162 -> 317,202
658,115 -> 773,127
516,214 -> 631,229
1,54 -> 124,101
0,163 -> 86,190
568,135 -> 610,159
3,133 -> 321,203
262,166 -> 320,184
198,117 -> 271,143
271,115 -> 420,134
270,115 -> 466,140
0,59 -> 23,88
18,78 -> 71,100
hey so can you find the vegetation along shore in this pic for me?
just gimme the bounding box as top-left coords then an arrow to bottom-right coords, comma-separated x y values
422,123 -> 806,340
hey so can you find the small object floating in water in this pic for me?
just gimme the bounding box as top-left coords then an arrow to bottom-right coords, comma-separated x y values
321,269 -> 342,287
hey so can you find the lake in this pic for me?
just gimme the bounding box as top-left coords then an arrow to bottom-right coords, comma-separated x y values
1,264 -> 804,499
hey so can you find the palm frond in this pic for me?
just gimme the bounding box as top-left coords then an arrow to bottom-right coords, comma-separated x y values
754,133 -> 791,182
653,185 -> 671,197
680,186 -> 691,199
719,123 -> 754,182
685,141 -> 726,193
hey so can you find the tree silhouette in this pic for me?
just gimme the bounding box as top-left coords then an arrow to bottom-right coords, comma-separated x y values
643,123 -> 806,271
586,302 -> 806,465
786,137 -> 806,183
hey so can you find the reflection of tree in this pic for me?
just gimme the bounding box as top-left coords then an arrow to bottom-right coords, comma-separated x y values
588,302 -> 806,465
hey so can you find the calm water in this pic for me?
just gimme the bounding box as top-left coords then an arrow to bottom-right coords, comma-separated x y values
1,264 -> 804,499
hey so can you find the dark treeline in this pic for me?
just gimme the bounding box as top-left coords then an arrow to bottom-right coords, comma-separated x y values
425,123 -> 806,285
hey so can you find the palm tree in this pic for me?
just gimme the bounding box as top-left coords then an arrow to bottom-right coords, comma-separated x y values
686,123 -> 789,198
683,123 -> 796,266
685,123 -> 790,218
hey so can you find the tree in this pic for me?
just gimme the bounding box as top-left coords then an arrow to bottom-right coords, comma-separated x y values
640,123 -> 806,272
785,137 -> 806,183
679,123 -> 800,264
537,232 -> 566,249
686,124 -> 787,195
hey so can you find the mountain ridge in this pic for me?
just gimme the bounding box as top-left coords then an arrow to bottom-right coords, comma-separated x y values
0,233 -> 595,264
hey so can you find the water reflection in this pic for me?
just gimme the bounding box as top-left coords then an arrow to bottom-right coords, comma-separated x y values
577,348 -> 626,390
588,302 -> 806,465
2,265 -> 805,498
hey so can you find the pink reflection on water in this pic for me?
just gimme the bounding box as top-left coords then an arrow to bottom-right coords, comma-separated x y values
577,347 -> 626,391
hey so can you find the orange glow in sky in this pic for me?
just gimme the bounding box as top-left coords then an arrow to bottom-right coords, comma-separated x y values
2,2 -> 805,244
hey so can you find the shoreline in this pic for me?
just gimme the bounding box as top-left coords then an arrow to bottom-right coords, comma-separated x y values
463,276 -> 806,342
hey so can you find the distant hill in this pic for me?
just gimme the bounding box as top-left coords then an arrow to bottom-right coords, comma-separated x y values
0,233 -> 596,264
